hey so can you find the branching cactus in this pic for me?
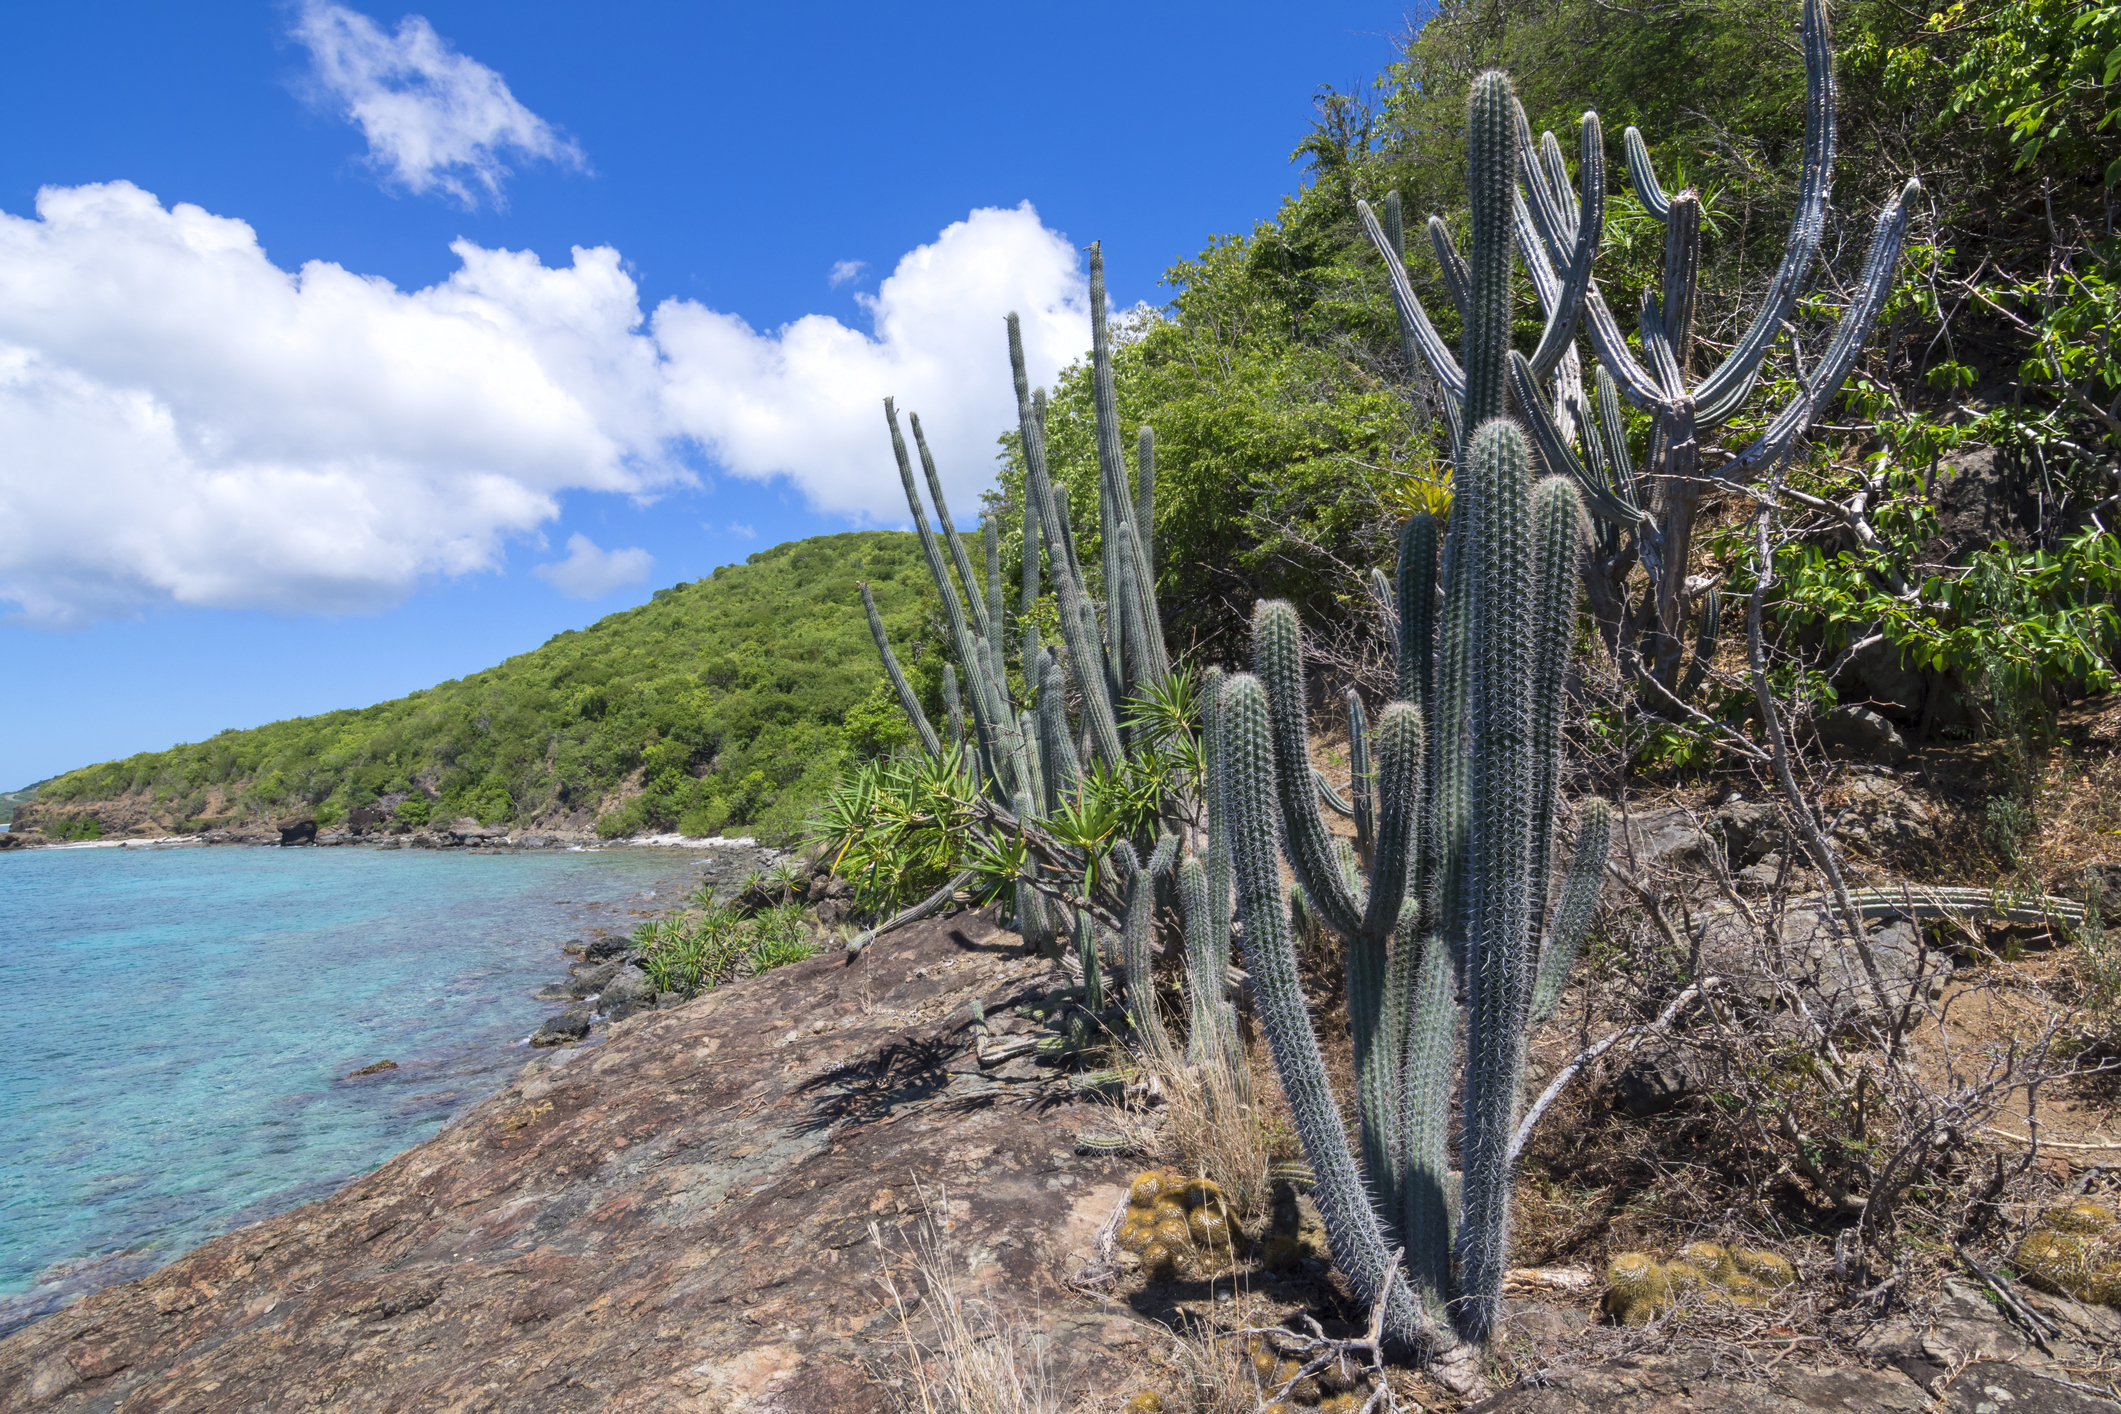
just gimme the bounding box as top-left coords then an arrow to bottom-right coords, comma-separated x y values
1227,70 -> 1612,1357
852,244 -> 1244,1077
1362,0 -> 1920,704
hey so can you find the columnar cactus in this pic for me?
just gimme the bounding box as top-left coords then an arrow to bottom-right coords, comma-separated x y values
1362,0 -> 1920,703
1225,68 -> 1612,1354
852,244 -> 1238,1075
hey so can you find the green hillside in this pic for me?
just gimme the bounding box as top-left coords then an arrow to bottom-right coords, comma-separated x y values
27,533 -> 947,844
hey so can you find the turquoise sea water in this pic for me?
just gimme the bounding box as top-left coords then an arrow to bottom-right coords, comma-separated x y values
0,843 -> 698,1328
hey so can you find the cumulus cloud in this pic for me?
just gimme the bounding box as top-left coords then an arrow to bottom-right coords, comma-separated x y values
291,1 -> 585,206
659,203 -> 1088,521
827,260 -> 865,288
534,533 -> 651,599
0,184 -> 1088,627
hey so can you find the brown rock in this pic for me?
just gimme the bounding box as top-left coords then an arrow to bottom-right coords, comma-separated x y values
0,908 -> 1133,1412
342,1059 -> 398,1079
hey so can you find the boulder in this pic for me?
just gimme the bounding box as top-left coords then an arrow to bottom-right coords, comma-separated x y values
276,816 -> 317,847
598,970 -> 655,1022
1833,774 -> 1940,856
529,1006 -> 593,1047
1695,903 -> 1948,1020
1816,705 -> 1910,765
1613,1046 -> 1700,1118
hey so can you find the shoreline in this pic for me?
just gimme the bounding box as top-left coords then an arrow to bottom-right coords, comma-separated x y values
0,835 -> 805,1339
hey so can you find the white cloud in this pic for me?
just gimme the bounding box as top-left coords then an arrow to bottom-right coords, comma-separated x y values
0,184 -> 1088,627
658,203 -> 1088,522
827,259 -> 865,288
727,522 -> 757,538
533,533 -> 651,599
291,2 -> 584,207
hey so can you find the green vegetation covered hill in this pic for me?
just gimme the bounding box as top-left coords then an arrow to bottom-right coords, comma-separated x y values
27,533 -> 948,843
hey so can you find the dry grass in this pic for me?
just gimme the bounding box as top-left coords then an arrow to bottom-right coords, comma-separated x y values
1133,1041 -> 1278,1224
869,1183 -> 1063,1414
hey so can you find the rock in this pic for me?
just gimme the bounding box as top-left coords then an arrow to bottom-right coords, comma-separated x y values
598,970 -> 655,1022
1707,800 -> 1784,869
582,936 -> 629,962
1465,1350 -> 1937,1411
556,960 -> 623,998
1696,903 -> 1949,1020
0,831 -> 42,850
1857,1275 -> 2121,1409
0,909 -> 1131,1412
1833,774 -> 1940,856
343,1060 -> 399,1079
1613,1046 -> 1699,1117
1839,635 -> 1930,722
276,816 -> 317,847
1620,807 -> 1712,871
529,1006 -> 592,1046
1817,705 -> 1910,765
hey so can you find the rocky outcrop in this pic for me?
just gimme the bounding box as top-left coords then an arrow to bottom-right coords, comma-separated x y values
0,908 -> 1135,1412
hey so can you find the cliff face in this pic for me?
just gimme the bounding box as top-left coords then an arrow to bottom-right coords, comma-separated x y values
0,909 -> 1133,1412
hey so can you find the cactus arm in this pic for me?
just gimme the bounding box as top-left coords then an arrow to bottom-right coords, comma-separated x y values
1136,426 -> 1157,574
1456,417 -> 1540,1344
847,868 -> 975,958
1462,73 -> 1518,431
1074,905 -> 1102,1013
1020,492 -> 1043,691
1725,180 -> 1920,478
1201,668 -> 1234,975
1581,285 -> 1666,409
1397,511 -> 1439,732
1661,192 -> 1703,382
1314,769 -> 1357,817
1117,835 -> 1181,1070
1621,125 -> 1672,220
861,582 -> 942,758
1348,690 -> 1376,865
1222,672 -> 1436,1351
1676,587 -> 1722,701
1640,295 -> 1686,400
1008,316 -> 1124,767
1179,854 -> 1223,1064
889,399 -> 1017,788
1527,477 -> 1586,941
1591,366 -> 1638,507
942,663 -> 965,752
1087,245 -> 1132,657
908,410 -> 992,643
985,517 -> 1006,677
1356,199 -> 1467,402
1395,928 -> 1459,1317
1360,704 -> 1423,943
1694,0 -> 1836,412
1512,98 -> 1568,256
1427,216 -> 1472,325
1039,654 -> 1084,804
1509,353 -> 1645,529
1525,113 -> 1604,379
1254,601 -> 1365,937
1531,799 -> 1610,1023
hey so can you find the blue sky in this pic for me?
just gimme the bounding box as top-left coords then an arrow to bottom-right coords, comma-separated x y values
0,0 -> 1412,791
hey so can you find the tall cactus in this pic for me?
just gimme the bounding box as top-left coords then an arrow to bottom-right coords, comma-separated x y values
1363,0 -> 1920,705
1224,68 -> 1612,1354
852,250 -> 1238,1079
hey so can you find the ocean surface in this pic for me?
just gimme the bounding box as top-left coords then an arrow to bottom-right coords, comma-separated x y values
0,842 -> 704,1332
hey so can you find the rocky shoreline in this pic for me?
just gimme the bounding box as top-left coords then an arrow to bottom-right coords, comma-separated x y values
0,832 -> 844,1345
